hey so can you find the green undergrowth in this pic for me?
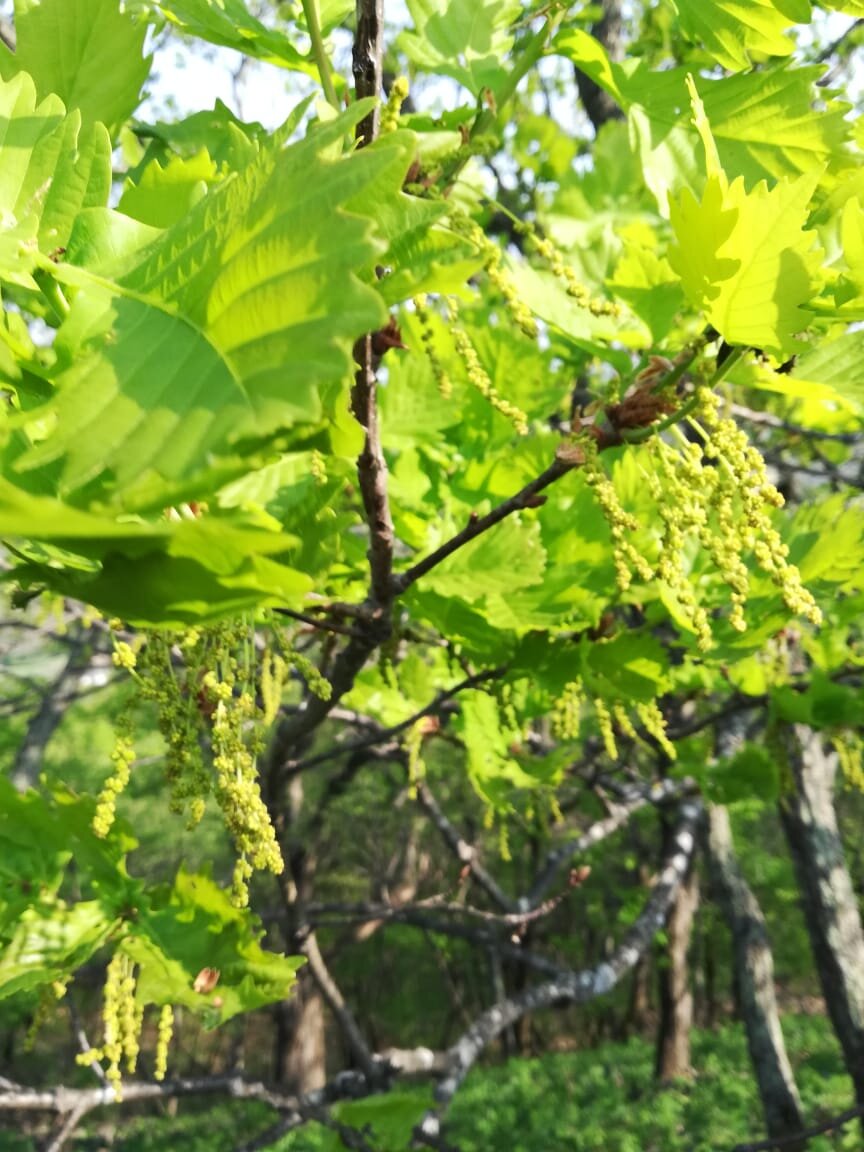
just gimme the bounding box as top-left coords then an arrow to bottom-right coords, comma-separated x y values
1,1015 -> 857,1152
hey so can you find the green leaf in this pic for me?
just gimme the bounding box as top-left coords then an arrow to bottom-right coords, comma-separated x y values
146,0 -> 312,72
126,869 -> 303,1024
399,0 -> 522,99
585,633 -> 670,703
335,1091 -> 435,1152
0,72 -> 111,288
0,0 -> 150,133
118,149 -> 218,228
608,244 -> 685,342
553,34 -> 852,202
14,288 -> 258,506
422,515 -> 547,602
670,0 -> 809,72
669,135 -> 822,356
0,901 -> 114,998
0,479 -> 314,623
792,330 -> 864,410
15,106 -> 404,510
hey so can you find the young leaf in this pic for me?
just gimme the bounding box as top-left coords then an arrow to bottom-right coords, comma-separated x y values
670,0 -> 809,72
0,0 -> 151,134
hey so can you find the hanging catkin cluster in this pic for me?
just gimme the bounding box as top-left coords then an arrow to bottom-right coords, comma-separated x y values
77,952 -> 142,1097
582,387 -> 821,649
94,619 -> 318,907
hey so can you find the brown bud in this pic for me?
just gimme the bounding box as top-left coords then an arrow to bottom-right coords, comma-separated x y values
192,967 -> 221,994
371,317 -> 407,357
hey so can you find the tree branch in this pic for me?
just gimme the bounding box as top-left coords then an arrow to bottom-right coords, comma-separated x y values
732,1104 -> 864,1151
286,668 -> 504,776
418,798 -> 702,1131
12,631 -> 103,792
525,777 -> 695,909
392,458 -> 574,595
353,0 -> 384,145
415,780 -> 516,912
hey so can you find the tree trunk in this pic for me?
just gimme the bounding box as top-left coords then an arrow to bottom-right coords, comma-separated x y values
707,804 -> 805,1146
655,827 -> 699,1080
778,723 -> 864,1111
275,971 -> 326,1093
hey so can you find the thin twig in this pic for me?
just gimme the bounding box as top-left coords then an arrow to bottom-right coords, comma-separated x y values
287,668 -> 504,775
414,779 -> 515,912
392,458 -> 574,595
731,404 -> 861,444
731,1104 -> 864,1151
272,606 -> 363,638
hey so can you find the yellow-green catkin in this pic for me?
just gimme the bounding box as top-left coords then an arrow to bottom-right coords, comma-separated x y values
310,449 -> 327,485
694,390 -> 821,628
613,702 -> 639,741
79,952 -> 140,1099
106,620 -> 288,907
381,76 -> 409,134
285,645 -> 332,702
636,700 -> 676,760
260,648 -> 288,726
519,222 -> 619,317
413,294 -> 452,397
582,437 -> 653,592
210,681 -> 284,908
93,708 -> 136,838
836,730 -> 864,791
154,1005 -> 174,1081
594,698 -> 618,761
553,680 -> 583,741
445,297 -> 529,433
453,216 -> 537,338
498,819 -> 511,862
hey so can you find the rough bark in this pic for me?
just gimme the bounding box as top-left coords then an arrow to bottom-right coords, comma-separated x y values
654,837 -> 699,1080
275,972 -> 326,1094
778,723 -> 864,1111
707,804 -> 805,1147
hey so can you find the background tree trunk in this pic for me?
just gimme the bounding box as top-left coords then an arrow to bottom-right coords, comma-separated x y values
707,804 -> 804,1147
778,723 -> 864,1112
655,817 -> 699,1080
275,972 -> 326,1093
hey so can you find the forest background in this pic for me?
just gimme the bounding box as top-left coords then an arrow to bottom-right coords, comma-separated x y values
0,1 -> 863,1151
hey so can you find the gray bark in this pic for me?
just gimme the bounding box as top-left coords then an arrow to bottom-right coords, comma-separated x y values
277,972 -> 326,1094
778,723 -> 864,1109
707,804 -> 804,1146
655,836 -> 699,1080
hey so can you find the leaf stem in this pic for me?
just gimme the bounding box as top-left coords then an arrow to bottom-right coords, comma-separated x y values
301,0 -> 339,110
34,272 -> 70,324
621,394 -> 701,444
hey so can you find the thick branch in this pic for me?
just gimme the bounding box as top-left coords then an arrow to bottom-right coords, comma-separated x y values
353,0 -> 384,145
0,17 -> 15,51
351,334 -> 395,607
574,0 -> 625,131
526,777 -> 694,909
301,931 -> 380,1085
305,902 -> 569,975
420,799 -> 702,1128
